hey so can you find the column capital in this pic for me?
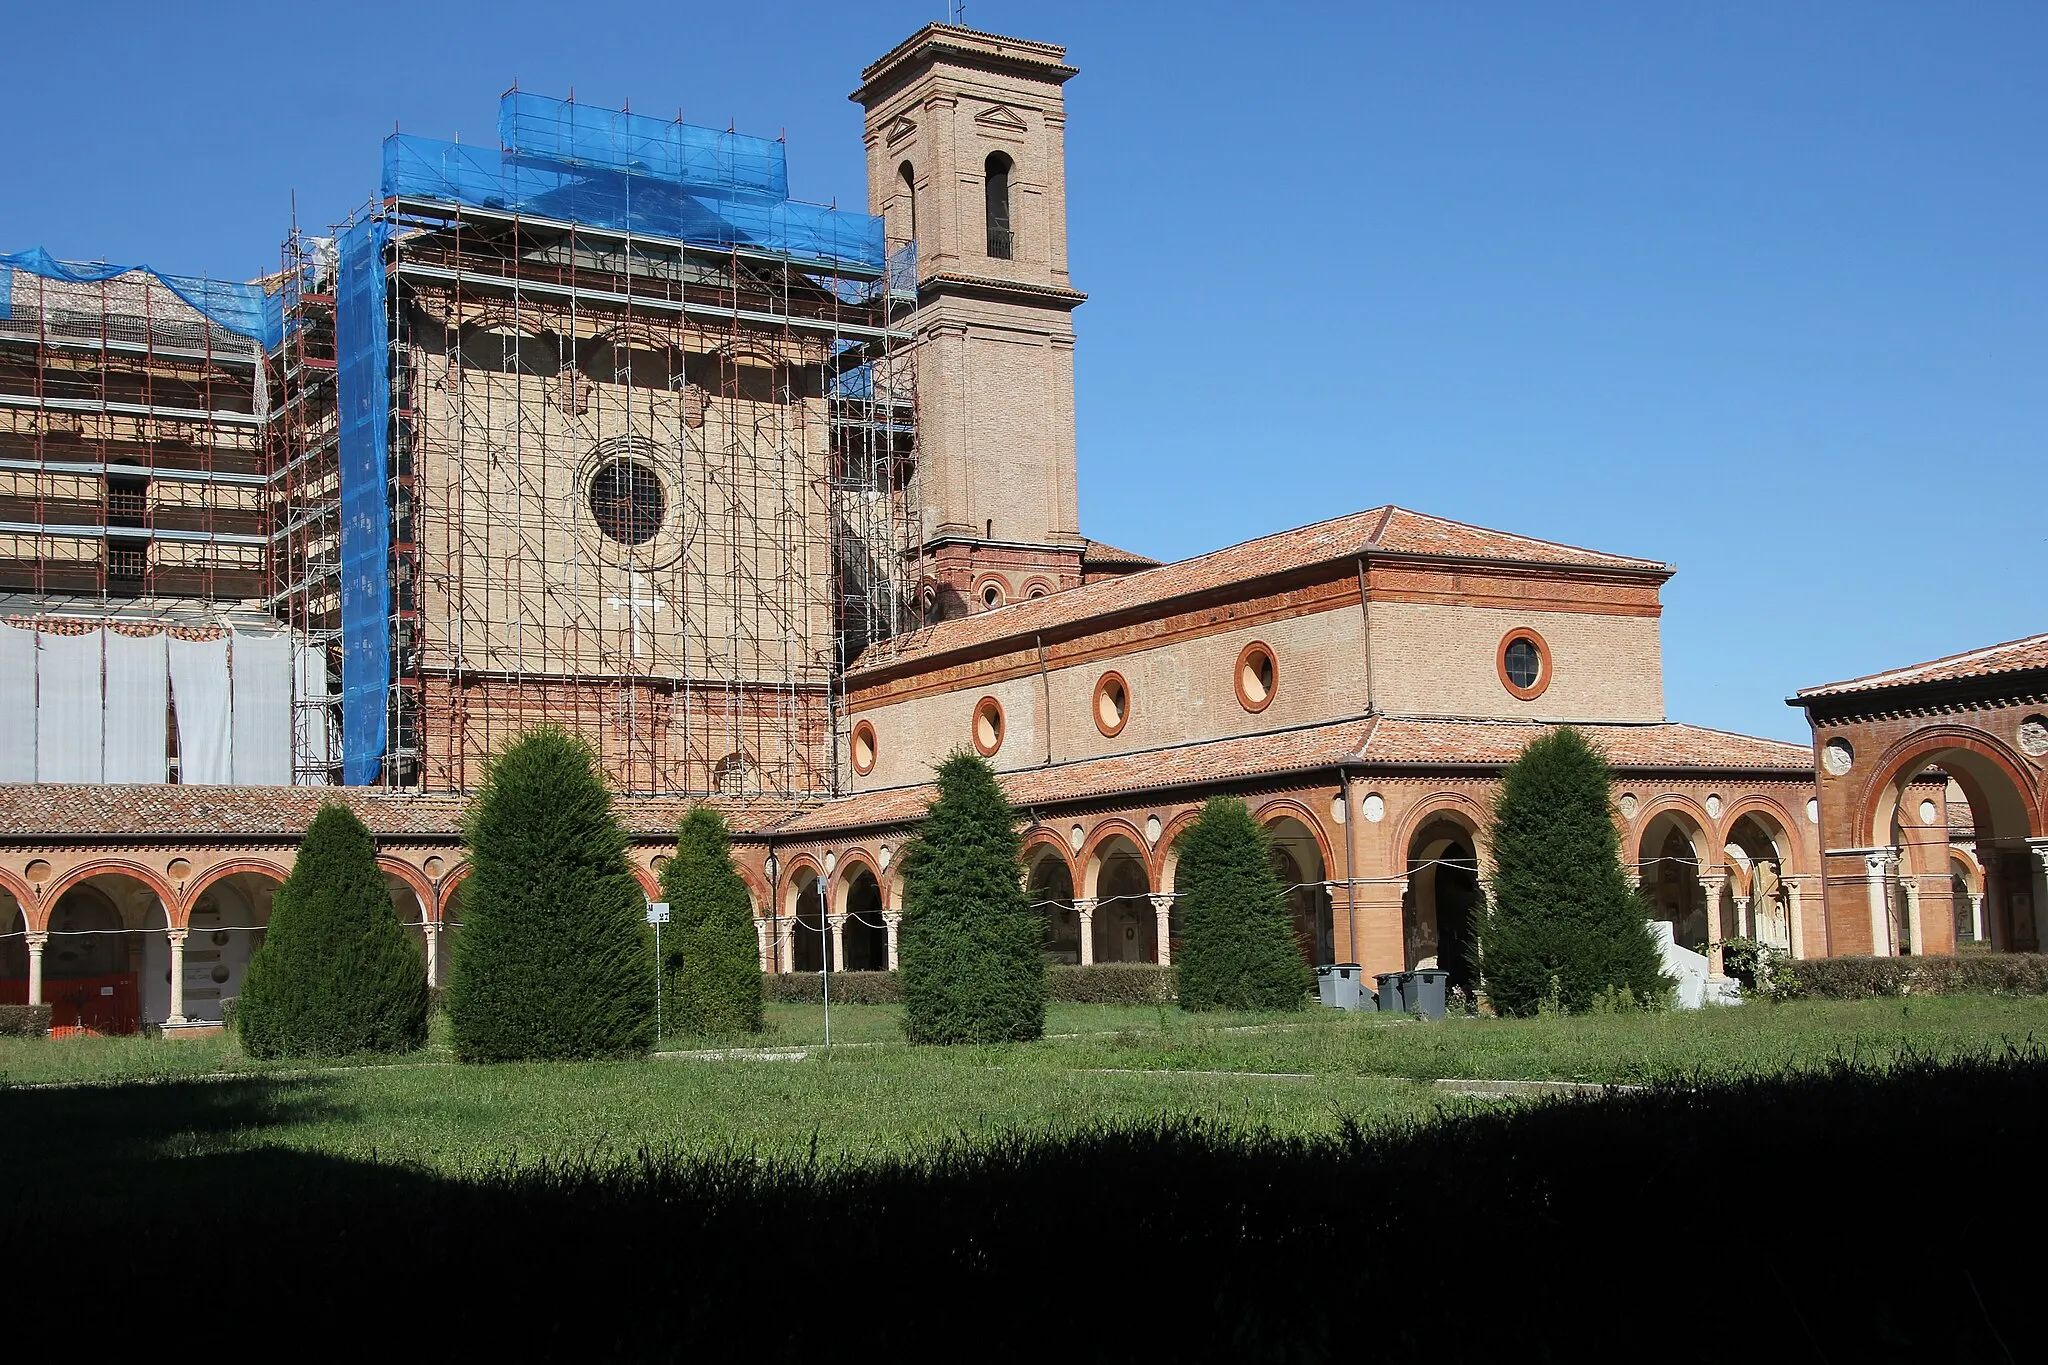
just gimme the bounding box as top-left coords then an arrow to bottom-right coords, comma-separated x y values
1864,849 -> 1897,877
1147,893 -> 1174,913
2029,840 -> 2048,873
1072,897 -> 1097,916
24,931 -> 47,949
826,912 -> 848,926
882,910 -> 903,925
165,927 -> 190,945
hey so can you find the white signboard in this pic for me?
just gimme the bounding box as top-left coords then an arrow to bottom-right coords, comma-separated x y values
645,902 -> 671,925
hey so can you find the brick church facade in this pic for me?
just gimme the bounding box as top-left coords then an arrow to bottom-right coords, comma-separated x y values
4,24 -> 2030,1034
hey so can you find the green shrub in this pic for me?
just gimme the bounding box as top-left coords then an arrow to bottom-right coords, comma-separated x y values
1482,728 -> 1671,1015
236,804 -> 428,1059
658,808 -> 764,1037
763,971 -> 903,1005
1772,953 -> 2048,1001
1173,797 -> 1312,1012
0,1004 -> 51,1037
447,727 -> 655,1062
1047,963 -> 1177,1005
898,752 -> 1046,1044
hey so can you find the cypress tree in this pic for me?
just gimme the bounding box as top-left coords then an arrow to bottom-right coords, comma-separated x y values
447,727 -> 655,1062
1482,727 -> 1672,1015
1173,796 -> 1314,1012
899,751 -> 1046,1044
659,807 -> 764,1037
237,803 -> 428,1058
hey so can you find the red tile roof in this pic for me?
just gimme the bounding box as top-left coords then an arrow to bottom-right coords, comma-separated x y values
1796,632 -> 2048,700
0,785 -> 801,841
1080,538 -> 1160,570
774,714 -> 1809,836
854,506 -> 1671,674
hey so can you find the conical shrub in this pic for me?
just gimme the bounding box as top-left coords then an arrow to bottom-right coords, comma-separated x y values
1173,796 -> 1313,1012
1482,727 -> 1672,1014
659,807 -> 764,1037
447,727 -> 655,1061
899,751 -> 1045,1044
237,803 -> 428,1058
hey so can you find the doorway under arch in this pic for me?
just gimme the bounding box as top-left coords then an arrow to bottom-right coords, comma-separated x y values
1873,745 -> 2040,954
1639,810 -> 1709,952
1264,816 -> 1332,967
840,868 -> 888,971
1026,847 -> 1080,964
1404,817 -> 1482,991
1089,835 -> 1154,963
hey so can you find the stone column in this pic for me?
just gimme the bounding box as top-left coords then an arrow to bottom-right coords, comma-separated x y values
884,911 -> 902,971
422,921 -> 442,989
1864,852 -> 1895,957
1734,895 -> 1752,941
754,918 -> 771,973
1787,882 -> 1805,959
776,917 -> 795,974
1901,877 -> 1923,956
25,931 -> 46,1007
1074,898 -> 1097,966
828,914 -> 847,973
1969,892 -> 1986,944
166,928 -> 189,1024
1700,873 -> 1727,976
1149,894 -> 1174,967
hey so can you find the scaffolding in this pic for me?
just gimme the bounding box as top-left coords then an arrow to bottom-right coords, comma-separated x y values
272,92 -> 922,795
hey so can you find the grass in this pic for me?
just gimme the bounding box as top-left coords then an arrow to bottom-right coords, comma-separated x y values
3,995 -> 2043,1181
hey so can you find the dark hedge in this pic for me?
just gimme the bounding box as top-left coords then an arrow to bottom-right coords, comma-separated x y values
236,804 -> 428,1059
1774,952 -> 2048,1000
447,728 -> 655,1062
1173,797 -> 1313,1012
0,1004 -> 50,1037
658,808 -> 764,1037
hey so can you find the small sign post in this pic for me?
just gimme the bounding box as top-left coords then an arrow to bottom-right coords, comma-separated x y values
646,901 -> 670,1042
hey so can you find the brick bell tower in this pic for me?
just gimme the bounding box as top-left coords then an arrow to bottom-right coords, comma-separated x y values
853,25 -> 1088,618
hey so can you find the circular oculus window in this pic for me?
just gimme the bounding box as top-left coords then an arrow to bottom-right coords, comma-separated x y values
850,720 -> 878,776
1497,629 -> 1552,700
588,458 -> 666,545
1235,642 -> 1278,713
1093,671 -> 1131,737
972,696 -> 1005,756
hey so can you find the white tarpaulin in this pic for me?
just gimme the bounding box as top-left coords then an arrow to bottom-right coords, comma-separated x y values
103,630 -> 169,783
36,629 -> 103,782
294,643 -> 330,783
0,623 -> 34,781
230,630 -> 292,785
169,634 -> 232,784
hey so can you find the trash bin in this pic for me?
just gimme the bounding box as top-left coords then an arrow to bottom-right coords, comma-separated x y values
1316,963 -> 1363,1011
1375,972 -> 1407,1015
1408,968 -> 1450,1021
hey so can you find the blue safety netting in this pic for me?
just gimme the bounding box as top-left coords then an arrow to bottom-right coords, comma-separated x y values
336,216 -> 393,786
0,246 -> 283,347
382,93 -> 884,270
497,92 -> 788,198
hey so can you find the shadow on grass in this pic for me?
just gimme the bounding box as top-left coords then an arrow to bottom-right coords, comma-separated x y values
4,1053 -> 2043,1362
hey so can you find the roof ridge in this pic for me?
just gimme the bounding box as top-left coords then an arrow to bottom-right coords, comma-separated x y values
1799,631 -> 2048,695
1378,506 -> 1668,569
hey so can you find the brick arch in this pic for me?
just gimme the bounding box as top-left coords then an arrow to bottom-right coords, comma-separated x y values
831,853 -> 883,916
39,860 -> 179,932
1156,809 -> 1205,893
733,863 -> 768,916
1391,792 -> 1493,873
377,857 -> 438,926
1857,727 -> 2045,846
436,862 -> 473,922
1633,793 -> 1716,865
1078,818 -> 1154,900
777,853 -> 825,918
1253,797 -> 1337,878
0,866 -> 37,922
1950,844 -> 1985,894
183,858 -> 292,920
1021,828 -> 1078,886
1719,796 -> 1804,878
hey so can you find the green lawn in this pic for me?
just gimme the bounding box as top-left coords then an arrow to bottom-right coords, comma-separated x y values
3,995 -> 2042,1185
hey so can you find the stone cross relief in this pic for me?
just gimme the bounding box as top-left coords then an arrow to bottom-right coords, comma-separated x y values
606,569 -> 666,658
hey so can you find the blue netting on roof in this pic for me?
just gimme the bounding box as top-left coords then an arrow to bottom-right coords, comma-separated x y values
336,216 -> 393,787
0,246 -> 283,347
382,94 -> 884,270
497,92 -> 788,198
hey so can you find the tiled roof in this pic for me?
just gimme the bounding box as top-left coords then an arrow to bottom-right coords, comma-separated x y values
853,506 -> 1670,674
0,785 -> 803,841
1357,717 -> 1813,771
1080,538 -> 1160,569
1796,633 -> 2048,700
774,714 -> 1809,836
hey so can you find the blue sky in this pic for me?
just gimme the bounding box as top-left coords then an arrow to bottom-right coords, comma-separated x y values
5,2 -> 2041,742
